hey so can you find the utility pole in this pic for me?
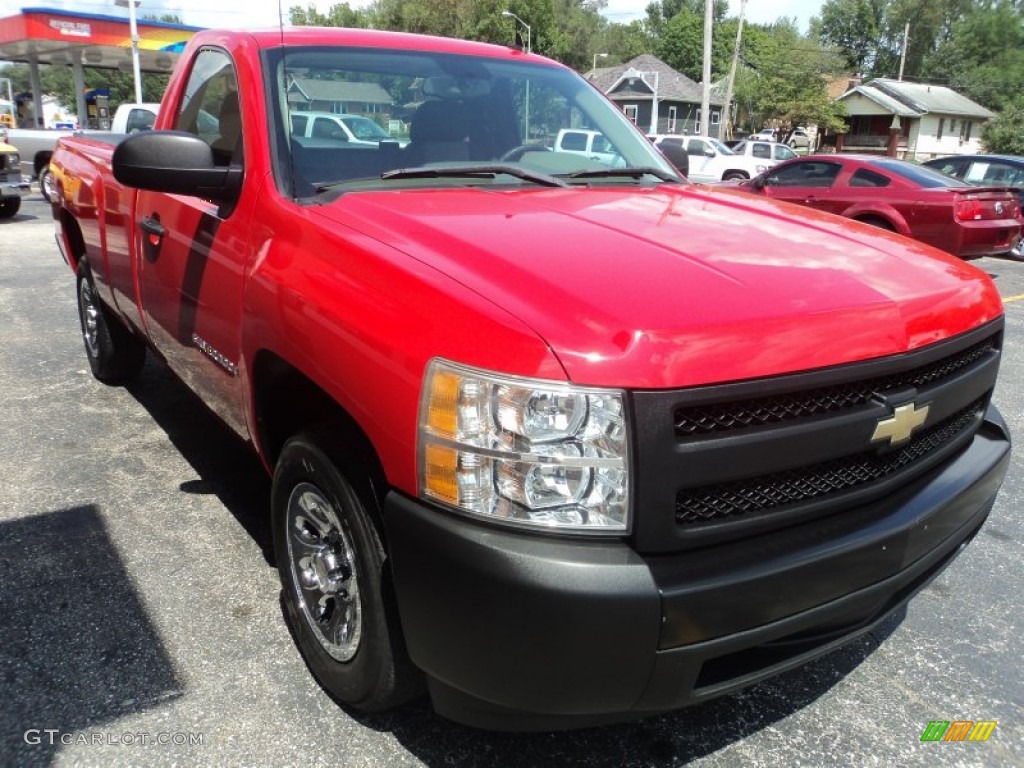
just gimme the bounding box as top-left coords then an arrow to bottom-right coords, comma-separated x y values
898,22 -> 910,81
721,0 -> 746,141
700,0 -> 713,137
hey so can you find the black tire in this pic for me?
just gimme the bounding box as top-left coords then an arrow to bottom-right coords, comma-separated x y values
272,433 -> 421,712
39,167 -> 56,203
722,170 -> 749,181
76,262 -> 146,384
0,197 -> 20,218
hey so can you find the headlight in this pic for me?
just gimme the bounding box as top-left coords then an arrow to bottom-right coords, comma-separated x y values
4,152 -> 18,170
418,359 -> 630,534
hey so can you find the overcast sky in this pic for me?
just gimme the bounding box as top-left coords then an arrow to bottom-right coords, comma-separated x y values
0,0 -> 823,35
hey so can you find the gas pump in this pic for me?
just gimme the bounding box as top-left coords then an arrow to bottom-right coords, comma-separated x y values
84,89 -> 111,130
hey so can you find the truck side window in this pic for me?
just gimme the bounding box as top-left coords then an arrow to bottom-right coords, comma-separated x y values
174,49 -> 242,166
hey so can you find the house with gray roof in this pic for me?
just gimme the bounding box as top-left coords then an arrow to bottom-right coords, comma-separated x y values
287,77 -> 395,118
836,78 -> 994,159
588,54 -> 724,138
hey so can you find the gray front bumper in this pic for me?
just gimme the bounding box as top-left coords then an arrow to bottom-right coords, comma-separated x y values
1,175 -> 30,199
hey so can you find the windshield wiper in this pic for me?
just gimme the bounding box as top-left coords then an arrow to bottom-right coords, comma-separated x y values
564,167 -> 680,183
381,164 -> 568,188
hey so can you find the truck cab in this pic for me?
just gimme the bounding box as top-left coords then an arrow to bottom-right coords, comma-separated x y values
553,128 -> 624,166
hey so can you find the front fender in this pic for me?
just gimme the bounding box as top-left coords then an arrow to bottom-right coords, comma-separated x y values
840,202 -> 911,236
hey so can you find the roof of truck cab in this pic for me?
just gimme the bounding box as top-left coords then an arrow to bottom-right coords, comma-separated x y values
197,26 -> 561,65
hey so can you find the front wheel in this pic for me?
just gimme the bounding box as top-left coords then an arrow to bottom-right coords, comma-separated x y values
722,170 -> 749,181
0,197 -> 20,218
272,434 -> 421,712
76,262 -> 145,384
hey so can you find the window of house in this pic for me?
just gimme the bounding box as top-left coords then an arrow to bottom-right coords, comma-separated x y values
710,111 -> 720,125
937,118 -> 944,140
624,104 -> 638,124
963,121 -> 972,141
668,106 -> 677,133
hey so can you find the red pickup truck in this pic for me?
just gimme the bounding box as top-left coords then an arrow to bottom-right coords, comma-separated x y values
51,27 -> 1010,730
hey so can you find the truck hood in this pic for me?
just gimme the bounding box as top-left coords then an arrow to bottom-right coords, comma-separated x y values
314,184 -> 1002,389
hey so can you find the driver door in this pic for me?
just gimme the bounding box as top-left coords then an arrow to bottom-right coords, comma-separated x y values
135,47 -> 253,437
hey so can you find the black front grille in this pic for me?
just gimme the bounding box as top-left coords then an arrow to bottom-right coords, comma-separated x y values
674,338 -> 994,437
675,399 -> 985,525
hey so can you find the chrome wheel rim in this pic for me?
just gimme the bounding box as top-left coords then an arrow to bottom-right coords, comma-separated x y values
41,170 -> 56,202
79,278 -> 100,359
285,482 -> 362,661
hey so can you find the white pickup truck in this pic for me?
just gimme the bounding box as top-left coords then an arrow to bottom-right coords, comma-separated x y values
682,136 -> 770,183
5,102 -> 158,202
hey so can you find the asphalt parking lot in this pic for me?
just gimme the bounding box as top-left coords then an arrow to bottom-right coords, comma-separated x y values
1,191 -> 1021,767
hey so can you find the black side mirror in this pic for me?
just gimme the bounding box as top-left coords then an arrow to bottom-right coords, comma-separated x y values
113,130 -> 242,204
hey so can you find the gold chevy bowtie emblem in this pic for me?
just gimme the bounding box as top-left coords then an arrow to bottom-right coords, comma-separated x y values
871,402 -> 930,446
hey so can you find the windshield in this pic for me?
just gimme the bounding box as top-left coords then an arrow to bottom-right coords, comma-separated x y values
709,138 -> 735,155
340,115 -> 391,141
266,45 -> 678,197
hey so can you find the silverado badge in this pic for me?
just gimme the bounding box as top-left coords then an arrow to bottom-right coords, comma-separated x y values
871,402 -> 930,446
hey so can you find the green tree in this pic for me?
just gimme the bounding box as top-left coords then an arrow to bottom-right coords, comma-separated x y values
288,3 -> 371,26
982,95 -> 1024,154
733,21 -> 847,133
817,0 -> 883,72
922,0 -> 1024,111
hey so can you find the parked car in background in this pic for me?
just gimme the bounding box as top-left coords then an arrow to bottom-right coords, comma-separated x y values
683,135 -> 768,182
784,127 -> 813,149
923,154 -> 1024,202
753,127 -> 777,140
924,154 -> 1024,258
289,110 -> 405,146
553,128 -> 623,166
110,102 -> 160,134
732,154 -> 1021,259
646,133 -> 689,177
729,139 -> 798,166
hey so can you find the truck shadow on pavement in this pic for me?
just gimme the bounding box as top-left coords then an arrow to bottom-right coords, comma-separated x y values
125,358 -> 274,565
355,610 -> 903,767
0,505 -> 184,767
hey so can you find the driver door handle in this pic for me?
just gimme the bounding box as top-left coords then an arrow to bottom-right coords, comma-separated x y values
141,217 -> 165,238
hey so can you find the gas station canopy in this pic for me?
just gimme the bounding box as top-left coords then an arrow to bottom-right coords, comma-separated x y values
0,7 -> 200,71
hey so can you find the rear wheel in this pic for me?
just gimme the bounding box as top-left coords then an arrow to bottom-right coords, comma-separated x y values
272,433 -> 421,712
39,167 -> 56,203
722,170 -> 749,181
76,262 -> 146,384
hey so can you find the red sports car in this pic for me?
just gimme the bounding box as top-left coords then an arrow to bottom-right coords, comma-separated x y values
735,154 -> 1021,259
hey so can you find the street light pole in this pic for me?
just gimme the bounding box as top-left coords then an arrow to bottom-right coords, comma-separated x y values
501,11 -> 531,140
115,0 -> 143,104
501,10 -> 531,53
